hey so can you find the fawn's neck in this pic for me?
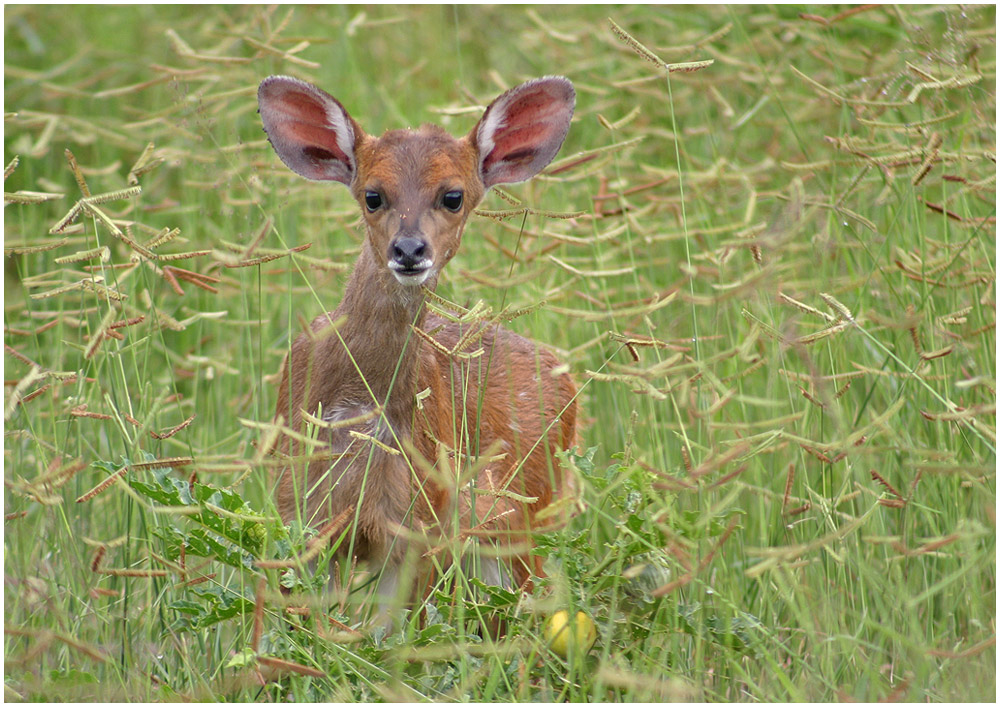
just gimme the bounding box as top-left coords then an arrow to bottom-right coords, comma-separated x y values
334,241 -> 435,419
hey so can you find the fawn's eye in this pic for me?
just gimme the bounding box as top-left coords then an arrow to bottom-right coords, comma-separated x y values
441,190 -> 463,212
364,191 -> 383,212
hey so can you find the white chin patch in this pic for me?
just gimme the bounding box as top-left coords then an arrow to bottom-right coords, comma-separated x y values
391,269 -> 432,286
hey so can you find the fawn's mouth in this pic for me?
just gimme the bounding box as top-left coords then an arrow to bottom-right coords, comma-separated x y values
388,261 -> 433,286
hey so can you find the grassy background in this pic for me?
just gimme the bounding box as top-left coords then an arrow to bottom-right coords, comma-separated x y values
4,4 -> 995,702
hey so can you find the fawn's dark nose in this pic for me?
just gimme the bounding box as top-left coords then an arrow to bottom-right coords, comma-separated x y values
389,235 -> 428,272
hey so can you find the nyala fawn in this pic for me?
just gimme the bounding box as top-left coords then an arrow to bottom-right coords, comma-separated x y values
258,75 -> 578,624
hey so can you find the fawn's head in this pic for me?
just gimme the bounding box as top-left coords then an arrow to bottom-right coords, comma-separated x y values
258,76 -> 575,286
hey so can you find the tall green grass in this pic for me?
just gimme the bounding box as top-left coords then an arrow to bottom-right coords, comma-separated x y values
5,5 -> 995,702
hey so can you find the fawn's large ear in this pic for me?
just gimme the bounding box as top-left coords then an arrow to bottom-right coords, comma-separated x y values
472,76 -> 575,188
258,76 -> 363,185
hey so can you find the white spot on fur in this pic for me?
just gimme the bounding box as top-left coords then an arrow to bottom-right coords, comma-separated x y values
389,266 -> 433,286
322,402 -> 395,443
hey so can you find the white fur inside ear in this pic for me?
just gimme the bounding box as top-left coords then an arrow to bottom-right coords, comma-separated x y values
323,99 -> 357,175
475,99 -> 509,176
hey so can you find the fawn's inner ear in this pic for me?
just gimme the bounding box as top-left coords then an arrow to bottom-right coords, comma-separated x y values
258,75 -> 361,185
303,146 -> 342,164
473,77 -> 576,188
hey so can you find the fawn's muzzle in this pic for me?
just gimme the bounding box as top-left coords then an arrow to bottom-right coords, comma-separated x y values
388,235 -> 433,285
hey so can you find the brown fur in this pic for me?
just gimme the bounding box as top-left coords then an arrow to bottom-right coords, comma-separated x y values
260,75 -> 578,603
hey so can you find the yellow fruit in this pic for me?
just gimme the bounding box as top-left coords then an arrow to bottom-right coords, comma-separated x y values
544,610 -> 597,657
